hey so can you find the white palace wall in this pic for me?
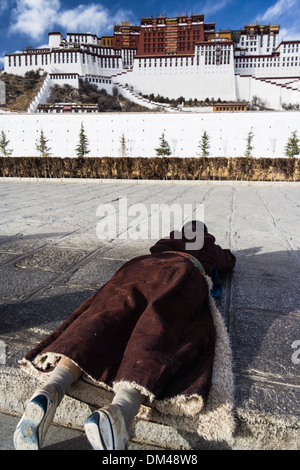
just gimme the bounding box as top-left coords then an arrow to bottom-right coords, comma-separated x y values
0,111 -> 299,158
121,64 -> 236,101
118,46 -> 237,102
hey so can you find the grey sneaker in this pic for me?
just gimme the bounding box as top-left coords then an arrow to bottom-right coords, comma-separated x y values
13,388 -> 58,450
84,405 -> 129,450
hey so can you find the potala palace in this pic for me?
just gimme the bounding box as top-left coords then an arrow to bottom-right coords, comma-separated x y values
3,13 -> 300,112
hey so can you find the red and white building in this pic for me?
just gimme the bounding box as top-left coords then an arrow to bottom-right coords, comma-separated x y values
4,14 -> 300,110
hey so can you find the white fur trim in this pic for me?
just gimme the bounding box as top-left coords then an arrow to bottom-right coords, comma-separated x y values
113,380 -> 156,403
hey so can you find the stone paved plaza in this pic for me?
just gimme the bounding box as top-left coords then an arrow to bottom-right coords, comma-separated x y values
0,178 -> 299,450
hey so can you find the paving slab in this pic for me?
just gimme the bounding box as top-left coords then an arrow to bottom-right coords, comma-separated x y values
63,255 -> 127,288
230,276 -> 300,313
15,246 -> 90,272
0,266 -> 58,301
231,309 -> 300,382
0,285 -> 95,343
0,178 -> 299,451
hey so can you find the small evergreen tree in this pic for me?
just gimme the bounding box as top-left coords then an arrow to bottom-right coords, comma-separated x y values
245,130 -> 254,158
285,130 -> 300,157
197,131 -> 210,157
119,133 -> 128,157
155,132 -> 171,156
76,122 -> 90,157
35,129 -> 51,157
0,130 -> 13,157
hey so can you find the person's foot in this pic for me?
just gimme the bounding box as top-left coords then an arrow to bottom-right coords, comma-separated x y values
14,387 -> 58,450
84,404 -> 129,450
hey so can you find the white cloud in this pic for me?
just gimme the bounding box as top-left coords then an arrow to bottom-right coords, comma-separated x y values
59,4 -> 110,32
10,0 -> 60,40
260,0 -> 296,22
279,26 -> 300,42
201,0 -> 234,15
9,0 -> 135,41
256,0 -> 300,43
0,0 -> 9,15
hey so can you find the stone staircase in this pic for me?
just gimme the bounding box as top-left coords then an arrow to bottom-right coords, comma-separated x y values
111,69 -> 180,112
27,73 -> 52,113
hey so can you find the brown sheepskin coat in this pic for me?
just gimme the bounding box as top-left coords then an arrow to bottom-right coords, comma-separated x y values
20,231 -> 236,441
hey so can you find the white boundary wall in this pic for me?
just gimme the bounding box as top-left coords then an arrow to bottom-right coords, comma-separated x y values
0,111 -> 299,158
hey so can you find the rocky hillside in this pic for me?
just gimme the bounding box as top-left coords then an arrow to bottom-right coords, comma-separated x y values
0,70 -> 46,111
48,79 -> 151,112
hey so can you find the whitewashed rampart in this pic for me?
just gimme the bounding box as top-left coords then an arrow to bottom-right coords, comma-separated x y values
0,111 -> 299,158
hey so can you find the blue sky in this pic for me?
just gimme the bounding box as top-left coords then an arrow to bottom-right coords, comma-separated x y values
1,0 -> 300,66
